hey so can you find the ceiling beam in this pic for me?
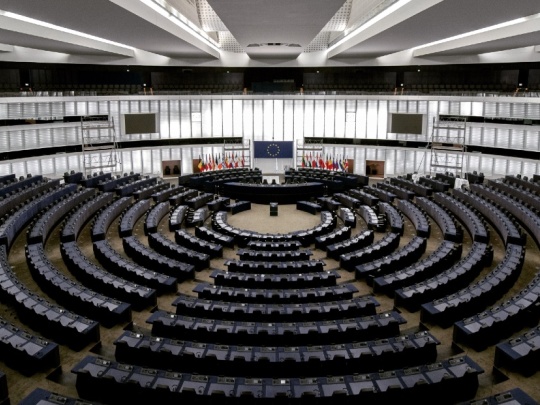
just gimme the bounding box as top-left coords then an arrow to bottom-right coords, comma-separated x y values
0,43 -> 14,53
109,0 -> 220,59
0,10 -> 135,57
327,0 -> 443,58
414,12 -> 540,57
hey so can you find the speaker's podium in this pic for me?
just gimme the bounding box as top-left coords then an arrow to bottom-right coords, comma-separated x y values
270,202 -> 278,216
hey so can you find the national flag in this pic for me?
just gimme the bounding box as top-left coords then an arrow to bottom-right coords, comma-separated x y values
311,152 -> 317,168
339,155 -> 345,171
197,155 -> 203,171
241,151 -> 245,167
333,157 -> 339,171
326,154 -> 333,170
224,153 -> 229,169
234,153 -> 239,168
318,153 -> 325,169
217,153 -> 223,170
301,152 -> 306,168
343,157 -> 349,171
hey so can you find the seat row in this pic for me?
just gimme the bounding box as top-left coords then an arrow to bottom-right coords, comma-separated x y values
357,205 -> 383,231
314,225 -> 351,250
395,242 -> 493,311
396,199 -> 431,237
195,225 -> 235,248
337,206 -> 356,228
225,258 -> 326,274
172,293 -> 378,322
175,229 -> 223,258
296,200 -> 321,215
72,354 -> 483,404
60,241 -> 157,311
98,172 -> 140,192
326,229 -> 375,260
376,181 -> 415,201
78,171 -> 111,188
185,191 -> 214,209
0,316 -> 60,376
494,178 -> 540,213
246,239 -> 303,251
0,176 -> 57,219
115,176 -> 157,197
168,204 -> 188,231
471,183 -> 540,246
453,271 -> 540,351
118,198 -> 152,237
147,231 -> 210,270
363,185 -> 396,203
132,181 -> 170,201
144,201 -> 169,235
0,245 -> 100,351
433,192 -> 489,243
93,239 -> 177,294
340,232 -> 401,271
26,243 -> 132,327
356,236 -> 427,283
334,192 -> 361,209
236,247 -> 312,262
60,192 -> 115,243
420,243 -> 525,328
208,196 -> 231,212
226,200 -> 251,215
0,174 -> 43,199
168,188 -> 198,206
390,176 -> 433,197
373,240 -> 462,295
122,236 -> 194,280
147,183 -> 182,202
192,282 -> 358,304
415,197 -> 463,242
210,270 -> 341,289
378,202 -> 404,235
348,188 -> 379,206
91,196 -> 132,241
212,210 -> 336,247
186,206 -> 211,227
317,196 -> 342,211
113,329 -> 438,378
505,174 -> 540,195
26,187 -> 96,245
453,188 -> 525,246
0,183 -> 75,248
494,324 -> 540,376
147,309 -> 406,346
418,176 -> 450,193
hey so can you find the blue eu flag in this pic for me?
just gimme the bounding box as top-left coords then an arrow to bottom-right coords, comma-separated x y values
253,141 -> 294,158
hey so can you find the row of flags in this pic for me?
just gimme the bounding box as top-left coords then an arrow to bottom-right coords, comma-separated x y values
198,152 -> 246,172
301,152 -> 349,172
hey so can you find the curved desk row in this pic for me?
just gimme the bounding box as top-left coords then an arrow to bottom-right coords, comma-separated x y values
222,182 -> 324,204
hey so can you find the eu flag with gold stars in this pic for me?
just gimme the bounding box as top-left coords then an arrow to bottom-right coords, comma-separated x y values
253,141 -> 294,158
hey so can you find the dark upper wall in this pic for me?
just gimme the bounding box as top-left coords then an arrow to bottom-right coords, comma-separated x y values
2,62 -> 540,92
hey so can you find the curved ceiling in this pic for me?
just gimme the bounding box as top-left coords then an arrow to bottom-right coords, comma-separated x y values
0,0 -> 539,67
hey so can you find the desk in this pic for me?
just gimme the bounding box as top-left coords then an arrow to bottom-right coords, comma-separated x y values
222,182 -> 324,204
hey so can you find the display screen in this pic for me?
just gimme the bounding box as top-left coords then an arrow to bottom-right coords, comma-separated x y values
389,113 -> 425,135
123,113 -> 158,134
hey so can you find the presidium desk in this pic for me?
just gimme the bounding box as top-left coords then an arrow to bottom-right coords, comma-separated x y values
221,182 -> 325,204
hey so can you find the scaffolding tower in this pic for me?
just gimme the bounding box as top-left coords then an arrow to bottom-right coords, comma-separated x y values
81,115 -> 122,176
428,116 -> 467,177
